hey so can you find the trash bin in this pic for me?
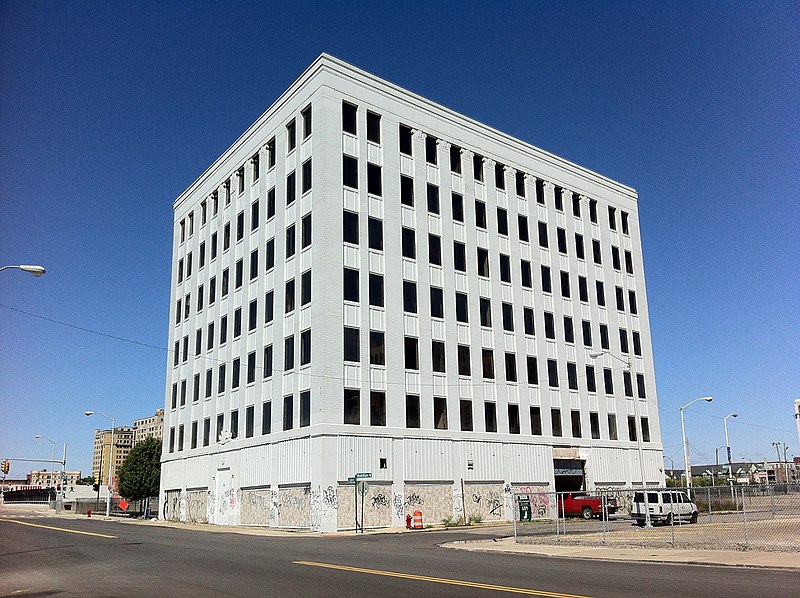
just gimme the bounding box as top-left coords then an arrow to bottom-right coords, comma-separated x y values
518,497 -> 532,521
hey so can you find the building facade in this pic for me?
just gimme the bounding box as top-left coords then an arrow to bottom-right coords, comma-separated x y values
134,408 -> 165,444
160,54 -> 664,530
90,427 -> 134,486
27,470 -> 81,488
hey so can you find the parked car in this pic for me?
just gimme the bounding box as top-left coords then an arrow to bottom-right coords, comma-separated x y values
632,491 -> 698,526
558,492 -> 618,519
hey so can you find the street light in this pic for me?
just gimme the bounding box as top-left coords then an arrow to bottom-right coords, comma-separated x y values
85,410 -> 115,517
589,349 -> 652,527
34,434 -> 57,485
0,264 -> 46,276
723,413 -> 738,486
680,396 -> 713,490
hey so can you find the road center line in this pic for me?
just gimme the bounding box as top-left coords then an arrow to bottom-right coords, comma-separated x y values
0,518 -> 116,538
294,561 -> 591,597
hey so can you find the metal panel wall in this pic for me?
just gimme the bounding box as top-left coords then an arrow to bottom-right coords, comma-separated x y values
276,437 -> 310,485
461,441 -> 504,481
508,443 -> 552,483
589,447 -> 627,484
336,435 -> 393,481
403,438 -> 452,480
239,444 -> 272,488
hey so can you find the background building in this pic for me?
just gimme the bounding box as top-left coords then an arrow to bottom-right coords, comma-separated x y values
134,408 -> 165,443
160,54 -> 664,531
90,427 -> 133,486
27,470 -> 81,488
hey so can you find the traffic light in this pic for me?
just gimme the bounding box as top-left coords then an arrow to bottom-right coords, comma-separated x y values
92,476 -> 100,492
1,460 -> 9,475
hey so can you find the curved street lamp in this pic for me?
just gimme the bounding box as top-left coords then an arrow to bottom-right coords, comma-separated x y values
0,264 -> 46,277
34,434 -> 57,476
85,410 -> 115,517
680,396 -> 713,490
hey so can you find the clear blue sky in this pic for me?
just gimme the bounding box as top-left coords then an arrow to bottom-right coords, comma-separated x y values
1,2 -> 798,479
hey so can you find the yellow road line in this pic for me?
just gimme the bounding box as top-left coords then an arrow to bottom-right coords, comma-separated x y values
0,518 -> 116,538
294,561 -> 591,597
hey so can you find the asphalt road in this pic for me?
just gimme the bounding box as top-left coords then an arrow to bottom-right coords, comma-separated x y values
0,516 -> 797,597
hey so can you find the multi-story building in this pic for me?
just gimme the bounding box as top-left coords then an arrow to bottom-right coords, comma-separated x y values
27,470 -> 81,488
160,54 -> 664,530
134,408 -> 165,444
90,427 -> 134,486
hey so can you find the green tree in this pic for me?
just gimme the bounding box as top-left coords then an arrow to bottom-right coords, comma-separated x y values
77,475 -> 95,485
117,437 -> 161,500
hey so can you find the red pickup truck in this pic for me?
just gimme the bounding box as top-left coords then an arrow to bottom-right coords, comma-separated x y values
558,492 -> 618,519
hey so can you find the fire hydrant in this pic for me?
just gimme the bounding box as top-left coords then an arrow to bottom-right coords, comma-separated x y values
405,514 -> 412,529
87,509 -> 92,518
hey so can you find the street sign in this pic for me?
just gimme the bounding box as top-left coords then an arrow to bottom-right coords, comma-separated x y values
355,472 -> 372,479
347,477 -> 357,483
358,481 -> 369,496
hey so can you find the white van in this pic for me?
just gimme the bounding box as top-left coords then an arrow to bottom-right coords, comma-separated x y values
632,491 -> 698,526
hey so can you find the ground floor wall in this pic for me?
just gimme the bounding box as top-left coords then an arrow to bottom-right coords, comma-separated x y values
159,432 -> 664,532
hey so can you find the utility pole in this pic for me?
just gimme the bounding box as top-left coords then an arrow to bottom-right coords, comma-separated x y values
772,442 -> 783,484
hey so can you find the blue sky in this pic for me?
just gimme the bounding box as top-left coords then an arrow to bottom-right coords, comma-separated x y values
1,2 -> 798,478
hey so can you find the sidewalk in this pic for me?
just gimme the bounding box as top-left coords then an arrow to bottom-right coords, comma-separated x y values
443,536 -> 800,569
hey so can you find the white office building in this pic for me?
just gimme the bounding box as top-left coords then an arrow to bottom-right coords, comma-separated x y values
160,54 -> 664,530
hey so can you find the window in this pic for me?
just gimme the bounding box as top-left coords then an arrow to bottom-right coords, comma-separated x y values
587,412 -> 600,440
285,279 -> 295,313
267,187 -> 275,219
427,184 -> 439,214
262,402 -> 272,435
452,192 -> 464,222
547,359 -> 559,387
586,365 -> 596,393
367,163 -> 382,196
220,315 -> 228,344
400,175 -> 414,206
600,324 -> 609,349
608,205 -> 617,231
608,413 -> 618,440
482,348 -> 495,379
366,111 -> 381,143
286,119 -> 296,152
406,395 -> 420,428
218,364 -> 226,393
621,211 -> 630,234
477,248 -> 490,277
233,307 -> 242,338
344,389 -> 360,424
450,145 -> 461,173
245,405 -> 255,438
518,215 -> 529,242
629,290 -> 638,315
616,286 -> 625,311
625,250 -> 634,274
551,408 -> 562,437
178,259 -> 184,283
343,327 -> 360,362
368,217 -> 383,250
171,383 -> 177,408
557,228 -> 568,254
266,137 -> 276,168
592,239 -> 602,264
505,353 -> 517,382
521,260 -> 532,288
428,234 -> 442,266
193,372 -> 200,402
515,171 -> 526,196
237,211 -> 244,240
425,135 -> 437,165
229,409 -> 239,439
251,200 -> 259,231
479,297 -> 492,327
571,410 -> 582,438
624,371 -> 634,397
199,242 -> 206,268
632,331 -> 642,356
399,124 -> 413,155
560,271 -> 570,298
460,400 -> 473,431
544,312 -> 555,339
494,163 -> 505,190
530,406 -> 542,435
404,336 -> 418,370
589,199 -> 598,223
572,193 -> 581,217
628,415 -> 637,441
302,159 -> 312,193
430,287 -> 444,318
266,238 -> 275,270
619,328 -> 629,353
473,154 -> 484,181
564,316 -> 574,344
299,391 -> 310,427
402,228 -> 416,259
286,224 -> 296,258
596,281 -> 605,306
453,241 -> 466,271
567,362 -> 578,390
263,345 -> 273,378
484,401 -> 497,432
455,292 -> 468,323
541,265 -> 551,293
582,320 -> 592,346
203,418 -> 211,446
343,211 -> 359,244
342,155 -> 358,189
458,345 -> 471,376
575,233 -> 585,260
283,395 -> 293,431
603,368 -> 614,394
370,330 -> 385,365
578,276 -> 588,302
434,396 -> 448,429
248,299 -> 257,331
301,105 -> 312,138
211,232 -> 218,259
284,335 -> 295,371
175,300 -> 182,325
499,254 -> 511,283
235,258 -> 243,289
300,329 -> 311,366
637,373 -> 647,398
475,200 -> 487,229
553,186 -> 563,211
641,417 -> 650,442
250,249 -> 259,281
369,273 -> 384,307
497,207 -> 508,236
526,356 -> 538,385
403,281 -> 417,314
205,369 -> 212,397
301,270 -> 311,305
612,246 -> 621,271
237,167 -> 245,193
502,302 -> 514,331
264,290 -> 274,323
178,425 -> 184,451
342,102 -> 357,134
432,341 -> 446,373
367,391 -> 387,427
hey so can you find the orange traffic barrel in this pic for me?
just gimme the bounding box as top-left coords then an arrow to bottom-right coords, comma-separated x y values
412,509 -> 423,529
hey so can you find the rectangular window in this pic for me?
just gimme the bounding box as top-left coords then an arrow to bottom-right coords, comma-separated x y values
193,372 -> 200,402
265,238 -> 275,271
567,362 -> 578,390
202,418 -> 210,447
497,207 -> 508,236
616,286 -> 625,311
366,111 -> 381,143
455,292 -> 468,323
299,391 -> 310,427
267,187 -> 275,219
205,368 -> 212,398
300,213 -> 312,249
246,351 -> 256,384
369,273 -> 384,307
399,124 -> 413,155
236,211 -> 244,241
427,184 -> 439,214
482,348 -> 495,379
475,200 -> 487,229
301,105 -> 312,138
425,135 -> 437,165
178,425 -> 184,451
526,356 -> 538,384
625,250 -> 634,274
603,368 -> 614,394
406,395 -> 420,428
342,155 -> 358,189
554,186 -> 563,211
264,290 -> 274,323
199,242 -> 206,268
596,281 -> 605,306
460,400 -> 473,431
632,331 -> 642,356
284,335 -> 294,370
619,328 -> 629,354
547,359 -> 559,387
578,276 -> 588,302
494,163 -> 505,190
452,192 -> 464,222
251,200 -> 259,232
541,265 -> 551,293
628,415 -> 638,442
218,364 -> 226,394
499,254 -> 511,283
286,119 -> 296,152
266,137 -> 276,168
342,102 -> 357,134
589,412 -> 600,439
434,396 -> 448,430
263,345 -> 273,378
402,228 -> 416,259
479,297 -> 492,327
564,316 -> 574,344
575,233 -> 585,260
551,408 -> 562,437
508,404 -> 521,434
283,395 -> 293,431
211,232 -> 218,260
230,411 -> 240,442
300,329 -> 311,366
521,260 -> 532,288
600,324 -> 609,349
220,315 -> 228,344
515,171 -> 526,196
371,392 -> 386,426
400,175 -> 414,206
343,210 -> 359,245
245,405 -> 254,438
367,217 -> 383,251
484,401 -> 497,432
612,246 -> 621,271
572,193 -> 581,217
430,287 -> 444,318
428,234 -> 442,266
589,199 -> 598,223
235,258 -> 243,289
367,163 -> 382,196
450,145 -> 461,173
403,281 -> 417,314
432,340 -> 446,373
343,327 -> 360,362
404,336 -> 418,370
641,417 -> 650,442
530,406 -> 542,435
592,239 -> 602,264
344,388 -> 360,424
518,215 -> 529,242
169,427 -> 175,453
624,371 -> 634,397
477,247 -> 490,277
262,402 -> 272,435
302,159 -> 312,194
586,365 -> 596,393
571,410 -> 582,438
560,271 -> 570,298
557,228 -> 568,254
286,224 -> 296,259
608,413 -> 618,440
582,320 -> 592,347
250,249 -> 259,280
301,270 -> 311,305
544,312 -> 555,339
637,373 -> 647,398
502,302 -> 514,331
608,205 -> 617,230
233,307 -> 242,338
370,330 -> 385,365
248,299 -> 257,331
458,345 -> 471,376
453,241 -> 466,271
629,290 -> 638,315
232,358 -> 240,389
505,353 -> 517,382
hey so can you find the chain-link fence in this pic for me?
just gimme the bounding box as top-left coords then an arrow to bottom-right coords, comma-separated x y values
513,485 -> 800,552
67,497 -> 159,517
